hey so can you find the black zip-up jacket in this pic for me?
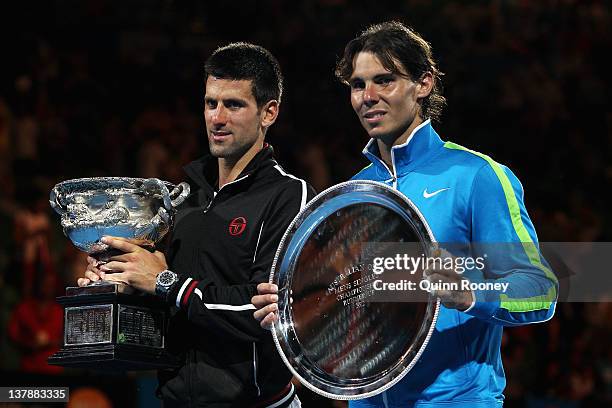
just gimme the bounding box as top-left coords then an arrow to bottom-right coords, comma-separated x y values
157,146 -> 315,407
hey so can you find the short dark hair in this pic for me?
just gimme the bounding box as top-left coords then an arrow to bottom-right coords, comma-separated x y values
205,42 -> 283,107
335,21 -> 446,122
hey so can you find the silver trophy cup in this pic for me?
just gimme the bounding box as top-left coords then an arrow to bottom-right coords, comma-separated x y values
50,177 -> 190,258
48,177 -> 190,371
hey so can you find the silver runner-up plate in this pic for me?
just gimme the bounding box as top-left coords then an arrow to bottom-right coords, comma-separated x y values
270,180 -> 440,400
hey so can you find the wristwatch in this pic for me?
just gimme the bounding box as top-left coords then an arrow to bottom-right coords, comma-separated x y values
155,270 -> 179,300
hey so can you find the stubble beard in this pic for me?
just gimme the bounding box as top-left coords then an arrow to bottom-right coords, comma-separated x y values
208,121 -> 262,161
370,113 -> 419,148
209,137 -> 254,162
367,123 -> 399,147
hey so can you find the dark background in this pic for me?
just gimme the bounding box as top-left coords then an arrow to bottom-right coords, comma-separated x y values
0,1 -> 610,407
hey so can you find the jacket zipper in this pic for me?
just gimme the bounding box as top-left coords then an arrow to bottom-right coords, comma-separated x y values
390,148 -> 400,189
203,174 -> 250,214
362,140 -> 398,189
253,342 -> 261,396
379,160 -> 397,189
382,390 -> 390,408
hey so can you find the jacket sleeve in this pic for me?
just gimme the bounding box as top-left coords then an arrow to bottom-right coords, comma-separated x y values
463,163 -> 558,326
167,179 -> 316,342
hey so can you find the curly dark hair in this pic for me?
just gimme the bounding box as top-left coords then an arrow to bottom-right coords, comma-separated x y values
335,21 -> 446,122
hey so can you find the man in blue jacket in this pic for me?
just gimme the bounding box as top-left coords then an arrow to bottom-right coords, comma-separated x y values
253,21 -> 558,407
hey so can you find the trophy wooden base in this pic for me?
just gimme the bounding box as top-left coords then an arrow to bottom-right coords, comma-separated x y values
49,283 -> 180,371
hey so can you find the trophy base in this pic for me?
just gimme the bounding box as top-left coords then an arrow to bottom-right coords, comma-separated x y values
48,343 -> 179,371
49,283 -> 180,371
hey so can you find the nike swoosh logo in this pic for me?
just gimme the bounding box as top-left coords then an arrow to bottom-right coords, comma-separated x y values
423,188 -> 450,198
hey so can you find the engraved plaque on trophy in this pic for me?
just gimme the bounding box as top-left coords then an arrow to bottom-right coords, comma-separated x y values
48,177 -> 189,370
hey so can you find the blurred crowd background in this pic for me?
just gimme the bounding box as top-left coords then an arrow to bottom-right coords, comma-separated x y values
0,0 -> 610,407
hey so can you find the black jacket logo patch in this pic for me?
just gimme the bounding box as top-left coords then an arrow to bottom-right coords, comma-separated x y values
228,216 -> 247,236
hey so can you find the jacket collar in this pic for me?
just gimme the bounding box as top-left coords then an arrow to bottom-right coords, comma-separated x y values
362,119 -> 444,178
183,144 -> 277,195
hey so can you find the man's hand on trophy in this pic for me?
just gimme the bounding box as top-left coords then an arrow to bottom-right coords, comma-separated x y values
252,283 -> 279,330
77,257 -> 105,286
423,267 -> 474,311
77,256 -> 136,294
416,248 -> 474,311
92,236 -> 168,295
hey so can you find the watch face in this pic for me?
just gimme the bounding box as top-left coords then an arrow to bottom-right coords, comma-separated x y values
159,272 -> 175,286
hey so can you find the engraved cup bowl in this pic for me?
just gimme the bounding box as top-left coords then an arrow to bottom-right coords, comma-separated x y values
50,177 -> 190,255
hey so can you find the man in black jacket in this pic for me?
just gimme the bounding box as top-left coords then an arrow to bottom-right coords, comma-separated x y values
79,43 -> 314,407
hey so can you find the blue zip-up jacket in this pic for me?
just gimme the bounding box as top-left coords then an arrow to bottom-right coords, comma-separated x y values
350,120 -> 558,408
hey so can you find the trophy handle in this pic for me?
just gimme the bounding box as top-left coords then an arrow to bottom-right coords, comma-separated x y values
49,186 -> 66,215
142,179 -> 190,212
168,182 -> 190,209
147,181 -> 190,242
141,178 -> 172,210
